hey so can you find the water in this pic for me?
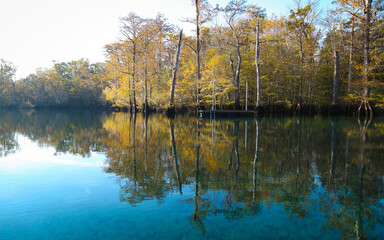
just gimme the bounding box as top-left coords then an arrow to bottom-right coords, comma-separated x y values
0,110 -> 383,239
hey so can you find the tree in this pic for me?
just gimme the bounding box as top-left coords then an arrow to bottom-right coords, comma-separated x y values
360,0 -> 373,116
184,0 -> 212,106
104,42 -> 133,107
334,0 -> 360,96
323,10 -> 343,106
0,59 -> 16,106
224,0 -> 249,109
139,18 -> 161,112
154,14 -> 173,100
247,5 -> 266,109
334,0 -> 384,116
121,12 -> 144,111
286,0 -> 319,110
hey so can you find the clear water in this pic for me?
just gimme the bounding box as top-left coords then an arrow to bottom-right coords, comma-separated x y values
0,110 -> 383,239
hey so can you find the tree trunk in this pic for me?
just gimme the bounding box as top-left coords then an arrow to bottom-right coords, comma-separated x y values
332,51 -> 340,105
348,22 -> 354,95
132,43 -> 137,110
144,47 -> 148,111
156,37 -> 162,95
290,66 -> 294,105
255,20 -> 261,108
363,0 -> 372,102
358,0 -> 372,117
229,53 -> 236,85
195,0 -> 201,106
298,37 -> 303,110
229,54 -> 236,107
129,75 -> 132,109
170,30 -> 183,107
235,42 -> 241,110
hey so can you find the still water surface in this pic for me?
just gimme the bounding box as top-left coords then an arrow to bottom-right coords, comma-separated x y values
0,110 -> 383,239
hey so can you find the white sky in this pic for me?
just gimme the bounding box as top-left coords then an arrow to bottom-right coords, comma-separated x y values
0,0 -> 332,79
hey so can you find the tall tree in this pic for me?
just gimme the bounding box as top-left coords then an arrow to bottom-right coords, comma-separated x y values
287,0 -> 319,110
324,10 -> 342,106
359,0 -> 374,116
154,14 -> 172,98
224,0 -> 249,109
121,13 -> 144,111
334,1 -> 359,95
247,5 -> 266,109
334,0 -> 383,116
185,0 -> 212,106
139,18 -> 160,112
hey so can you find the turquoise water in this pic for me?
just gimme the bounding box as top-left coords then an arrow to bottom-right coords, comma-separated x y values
0,110 -> 383,239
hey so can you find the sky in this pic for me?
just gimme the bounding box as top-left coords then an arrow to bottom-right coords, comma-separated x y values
0,0 -> 332,79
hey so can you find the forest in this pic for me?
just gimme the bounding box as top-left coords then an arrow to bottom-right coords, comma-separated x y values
0,0 -> 383,115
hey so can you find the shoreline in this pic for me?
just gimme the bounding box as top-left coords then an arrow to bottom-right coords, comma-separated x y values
2,103 -> 383,118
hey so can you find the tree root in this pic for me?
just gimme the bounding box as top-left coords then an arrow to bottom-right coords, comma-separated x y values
357,100 -> 373,118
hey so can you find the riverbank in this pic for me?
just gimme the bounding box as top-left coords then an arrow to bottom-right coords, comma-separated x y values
2,103 -> 383,117
161,103 -> 384,117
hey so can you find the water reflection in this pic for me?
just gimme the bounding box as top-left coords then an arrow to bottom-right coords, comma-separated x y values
0,110 -> 19,157
0,109 -> 106,157
102,113 -> 383,239
0,110 -> 383,239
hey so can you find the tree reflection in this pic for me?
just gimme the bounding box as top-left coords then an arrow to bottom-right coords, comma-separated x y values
100,113 -> 383,238
0,110 -> 19,157
170,120 -> 182,194
253,118 -> 260,205
0,109 -> 383,239
320,117 -> 384,239
0,109 -> 106,158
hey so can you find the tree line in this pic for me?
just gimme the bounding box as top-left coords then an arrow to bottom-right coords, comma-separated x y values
0,59 -> 106,107
0,0 -> 383,114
